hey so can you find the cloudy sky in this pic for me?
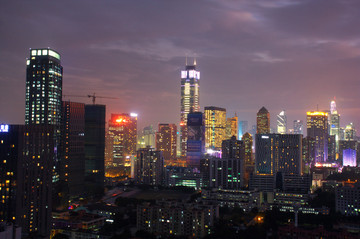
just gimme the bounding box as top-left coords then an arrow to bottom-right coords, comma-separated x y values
1,0 -> 360,132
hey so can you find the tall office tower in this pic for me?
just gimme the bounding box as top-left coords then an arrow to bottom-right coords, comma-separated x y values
186,112 -> 205,168
25,48 -> 62,126
180,61 -> 200,157
25,48 -> 62,182
329,100 -> 340,152
156,124 -> 177,161
60,101 -> 85,201
222,136 -> 243,159
84,104 -> 105,195
328,135 -> 336,162
256,107 -> 270,134
306,111 -> 329,163
344,123 -> 356,140
143,125 -> 156,148
242,132 -> 254,186
23,125 -> 55,238
255,134 -> 302,175
293,120 -> 304,135
0,125 -> 23,227
238,121 -> 248,139
134,147 -> 164,185
277,110 -> 287,134
226,115 -> 238,139
204,106 -> 226,150
108,113 -> 137,167
302,136 -> 315,174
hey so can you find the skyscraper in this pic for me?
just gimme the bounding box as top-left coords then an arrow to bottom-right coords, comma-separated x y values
204,106 -> 226,150
84,104 -> 106,195
23,48 -> 62,237
329,100 -> 340,152
344,123 -> 356,140
238,121 -> 248,139
293,120 -> 303,135
156,124 -> 177,161
277,110 -> 287,134
108,113 -> 137,167
226,115 -> 238,139
25,48 -> 62,126
242,132 -> 254,186
306,111 -> 328,163
186,112 -> 205,168
180,61 -> 200,157
60,101 -> 85,201
256,107 -> 270,134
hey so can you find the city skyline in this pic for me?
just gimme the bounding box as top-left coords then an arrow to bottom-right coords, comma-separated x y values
1,1 -> 360,132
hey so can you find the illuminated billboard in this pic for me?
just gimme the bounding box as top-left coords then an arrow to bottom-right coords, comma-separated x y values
0,124 -> 9,132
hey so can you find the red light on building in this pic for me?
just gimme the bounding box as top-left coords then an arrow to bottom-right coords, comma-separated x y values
115,118 -> 127,124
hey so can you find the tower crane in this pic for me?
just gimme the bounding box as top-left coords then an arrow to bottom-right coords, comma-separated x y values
63,93 -> 118,104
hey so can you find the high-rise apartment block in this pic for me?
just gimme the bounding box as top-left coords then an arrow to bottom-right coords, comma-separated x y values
0,125 -> 23,227
306,111 -> 328,163
255,134 -> 302,175
256,107 -> 270,134
156,124 -> 177,161
134,147 -> 164,185
277,110 -> 287,134
204,106 -> 226,150
180,61 -> 200,157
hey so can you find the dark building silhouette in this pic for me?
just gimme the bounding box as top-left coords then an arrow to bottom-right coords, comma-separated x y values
84,104 -> 106,196
60,101 -> 85,203
0,125 -> 24,226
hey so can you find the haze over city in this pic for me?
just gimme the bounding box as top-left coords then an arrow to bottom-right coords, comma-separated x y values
1,0 -> 360,131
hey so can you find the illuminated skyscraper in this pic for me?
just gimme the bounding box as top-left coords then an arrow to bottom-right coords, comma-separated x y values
277,110 -> 287,134
344,123 -> 356,140
238,121 -> 248,139
187,112 -> 205,168
204,106 -> 226,150
242,132 -> 253,186
256,107 -> 270,134
156,124 -> 177,161
306,111 -> 328,163
293,120 -> 303,135
108,113 -> 137,167
329,100 -> 340,152
25,48 -> 62,126
180,61 -> 200,157
226,114 -> 238,139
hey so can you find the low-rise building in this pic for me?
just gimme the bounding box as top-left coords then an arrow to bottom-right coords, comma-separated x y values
137,201 -> 218,238
336,182 -> 360,216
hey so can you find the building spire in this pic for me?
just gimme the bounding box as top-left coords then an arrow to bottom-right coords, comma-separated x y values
193,58 -> 196,66
185,56 -> 188,66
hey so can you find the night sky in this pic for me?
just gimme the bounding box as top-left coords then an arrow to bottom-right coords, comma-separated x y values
1,0 -> 360,132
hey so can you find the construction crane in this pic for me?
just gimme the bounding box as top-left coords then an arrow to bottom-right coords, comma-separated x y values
63,93 -> 118,104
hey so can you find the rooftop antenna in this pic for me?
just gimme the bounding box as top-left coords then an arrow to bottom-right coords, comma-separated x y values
194,57 -> 197,66
185,55 -> 188,66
